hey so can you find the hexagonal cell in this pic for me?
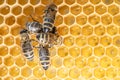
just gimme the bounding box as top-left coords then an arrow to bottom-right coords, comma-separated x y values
100,56 -> 111,68
0,66 -> 8,77
30,0 -> 40,5
33,66 -> 44,78
64,15 -> 75,26
77,0 -> 88,5
94,25 -> 105,36
70,24 -> 81,36
76,14 -> 87,25
112,57 -> 120,68
35,5 -> 45,15
107,25 -> 118,36
100,35 -> 112,47
58,46 -> 68,57
88,36 -> 99,47
11,25 -> 22,36
75,57 -> 87,68
70,4 -> 81,15
115,0 -> 120,4
9,66 -> 20,77
65,0 -> 75,5
108,5 -> 119,16
54,15 -> 63,26
45,67 -> 56,79
0,0 -> 4,5
53,0 -> 63,5
23,5 -> 34,16
90,0 -> 100,4
63,36 -> 74,47
0,46 -> 8,56
4,55 -> 14,66
58,5 -> 69,15
69,67 -> 80,79
69,46 -> 80,57
57,25 -> 69,36
57,67 -> 68,78
18,0 -> 28,5
101,14 -> 112,25
82,25 -> 93,36
94,67 -> 105,79
113,36 -> 120,47
113,14 -> 120,26
41,0 -> 51,5
94,46 -> 105,57
5,15 -> 15,25
75,36 -> 87,47
12,5 -> 22,15
4,35 -> 14,46
51,56 -> 62,68
88,14 -> 100,25
81,67 -> 92,78
21,66 -> 32,77
10,45 -> 21,56
81,46 -> 92,57
15,56 -> 26,67
95,4 -> 107,15
63,57 -> 74,68
106,67 -> 117,78
0,25 -> 9,36
0,5 -> 10,15
0,15 -> 4,24
102,0 -> 113,5
17,15 -> 28,26
83,4 -> 94,15
6,0 -> 16,5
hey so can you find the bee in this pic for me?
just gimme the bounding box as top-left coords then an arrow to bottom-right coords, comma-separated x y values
20,29 -> 34,61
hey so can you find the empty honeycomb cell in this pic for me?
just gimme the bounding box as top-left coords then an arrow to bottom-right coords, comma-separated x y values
54,15 -> 63,26
11,25 -> 22,36
87,56 -> 99,68
10,45 -> 21,56
30,0 -> 40,5
112,57 -> 120,68
9,66 -> 20,77
0,5 -> 10,15
15,56 -> 26,67
75,36 -> 87,47
95,4 -> 107,15
69,67 -> 80,79
69,46 -> 80,57
0,45 -> 8,56
21,66 -> 32,77
108,5 -> 119,16
70,24 -> 81,36
45,67 -> 56,79
90,0 -> 100,4
75,57 -> 86,68
88,14 -> 100,25
58,5 -> 69,15
57,67 -> 68,78
27,61 -> 37,68
107,25 -> 118,35
23,5 -> 34,16
12,5 -> 22,15
82,25 -> 93,36
4,76 -> 13,80
71,4 -> 81,15
0,15 -> 4,24
94,25 -> 105,36
35,5 -> 45,15
63,36 -> 74,46
17,15 -> 28,26
0,36 -> 3,44
106,46 -> 118,58
100,56 -> 111,68
4,36 -> 14,46
65,0 -> 75,5
83,5 -> 94,15
0,0 -> 4,4
33,66 -> 44,78
0,57 -> 2,65
18,0 -> 28,5
63,57 -> 74,68
0,25 -> 9,36
94,68 -> 105,79
81,67 -> 92,78
113,15 -> 120,26
64,15 -> 75,26
113,36 -> 120,47
94,46 -> 105,57
5,15 -> 15,25
81,46 -> 92,57
51,56 -> 62,68
76,14 -> 87,25
6,0 -> 16,5
77,0 -> 88,5
57,25 -> 69,36
101,14 -> 112,25
0,66 -> 8,77
4,55 -> 14,66
58,46 -> 68,57
88,36 -> 99,47
100,36 -> 112,46
106,67 -> 117,78
102,0 -> 113,5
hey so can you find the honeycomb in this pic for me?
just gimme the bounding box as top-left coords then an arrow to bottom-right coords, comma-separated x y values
0,0 -> 120,80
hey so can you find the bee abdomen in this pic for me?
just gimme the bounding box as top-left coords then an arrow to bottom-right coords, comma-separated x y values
23,51 -> 34,61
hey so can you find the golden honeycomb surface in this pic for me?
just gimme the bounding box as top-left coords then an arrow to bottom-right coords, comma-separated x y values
0,0 -> 120,80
